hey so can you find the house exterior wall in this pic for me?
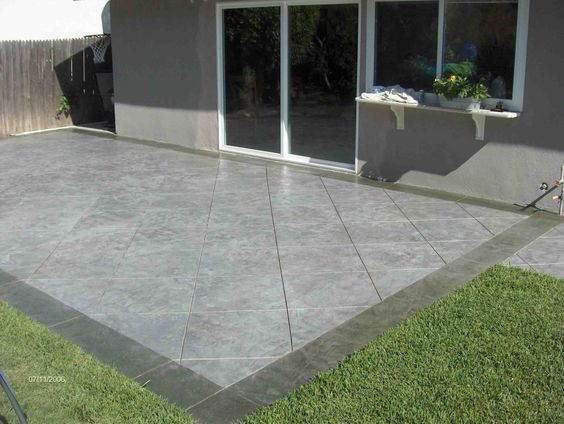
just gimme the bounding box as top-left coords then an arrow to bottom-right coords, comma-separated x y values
111,0 -> 218,151
111,0 -> 564,212
0,0 -> 110,40
358,0 -> 564,212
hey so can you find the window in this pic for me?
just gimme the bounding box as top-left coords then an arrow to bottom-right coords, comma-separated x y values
375,1 -> 438,91
367,0 -> 530,111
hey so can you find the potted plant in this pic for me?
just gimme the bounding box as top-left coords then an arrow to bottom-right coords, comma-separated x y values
433,62 -> 489,111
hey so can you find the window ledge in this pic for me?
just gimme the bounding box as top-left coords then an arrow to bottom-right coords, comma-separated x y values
356,97 -> 520,141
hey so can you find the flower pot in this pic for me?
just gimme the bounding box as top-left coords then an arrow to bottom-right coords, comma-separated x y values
438,96 -> 481,111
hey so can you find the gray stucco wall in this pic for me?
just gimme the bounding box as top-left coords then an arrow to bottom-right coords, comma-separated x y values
358,0 -> 564,211
111,0 -> 218,151
111,0 -> 563,211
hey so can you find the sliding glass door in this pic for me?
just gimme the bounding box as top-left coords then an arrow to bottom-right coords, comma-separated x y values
288,4 -> 358,164
219,2 -> 358,168
222,7 -> 281,153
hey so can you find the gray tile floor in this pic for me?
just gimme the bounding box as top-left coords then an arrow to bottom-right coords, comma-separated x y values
503,222 -> 564,277
0,130 -> 540,388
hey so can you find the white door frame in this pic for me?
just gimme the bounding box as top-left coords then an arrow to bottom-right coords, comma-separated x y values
216,0 -> 361,172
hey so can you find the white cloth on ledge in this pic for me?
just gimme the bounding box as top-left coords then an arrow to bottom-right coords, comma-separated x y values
360,85 -> 418,105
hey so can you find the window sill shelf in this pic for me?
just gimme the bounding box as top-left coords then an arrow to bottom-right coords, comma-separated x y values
355,97 -> 520,141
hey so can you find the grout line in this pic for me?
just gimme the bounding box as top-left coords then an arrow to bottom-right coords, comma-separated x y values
407,216 -> 512,222
187,306 -> 371,314
109,222 -> 144,277
179,162 -> 221,361
457,205 -> 497,237
320,177 -> 383,302
133,359 -> 174,381
515,252 -> 536,270
27,235 -> 68,280
46,314 -> 83,329
66,194 -> 102,233
187,385 -> 261,412
84,306 -> 376,317
266,168 -> 294,352
178,356 -> 282,361
391,196 -> 449,266
516,261 -> 564,266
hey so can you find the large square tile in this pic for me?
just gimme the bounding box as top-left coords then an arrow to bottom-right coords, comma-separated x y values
142,207 -> 211,229
207,206 -> 273,229
212,191 -> 271,211
279,244 -> 365,275
192,275 -> 286,312
269,191 -> 333,208
370,268 -> 438,299
532,264 -> 564,279
325,186 -> 392,207
476,216 -> 524,235
275,223 -> 351,247
335,203 -> 407,224
357,242 -> 445,271
127,226 -> 207,251
204,226 -> 276,248
284,272 -> 379,308
458,203 -> 524,219
429,240 -> 488,263
289,307 -> 366,349
91,312 -> 188,359
115,246 -> 202,278
182,310 -> 291,359
198,245 -> 280,277
272,204 -> 341,225
398,202 -> 471,220
96,277 -> 195,314
150,193 -> 214,210
91,193 -> 153,212
384,190 -> 452,204
502,255 -> 532,270
346,221 -> 423,245
412,219 -> 494,241
28,278 -> 111,314
518,237 -> 564,265
72,208 -> 146,231
35,228 -> 136,279
268,173 -> 325,194
0,196 -> 96,232
214,175 -> 268,194
0,231 -> 63,279
180,358 -> 276,388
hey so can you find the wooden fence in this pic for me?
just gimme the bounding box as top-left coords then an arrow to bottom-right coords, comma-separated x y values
0,37 -> 108,136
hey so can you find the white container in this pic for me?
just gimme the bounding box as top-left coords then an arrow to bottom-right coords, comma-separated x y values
438,96 -> 481,111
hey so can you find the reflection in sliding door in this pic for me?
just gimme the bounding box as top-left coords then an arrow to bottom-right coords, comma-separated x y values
223,7 -> 281,153
288,4 -> 358,165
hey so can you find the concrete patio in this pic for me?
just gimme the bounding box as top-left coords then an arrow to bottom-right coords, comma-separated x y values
0,129 -> 562,395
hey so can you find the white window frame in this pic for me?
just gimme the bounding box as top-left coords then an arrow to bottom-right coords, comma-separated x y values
366,0 -> 530,112
217,0 -> 361,172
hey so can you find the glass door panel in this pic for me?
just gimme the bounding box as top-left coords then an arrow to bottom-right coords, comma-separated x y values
288,4 -> 358,164
223,7 -> 281,153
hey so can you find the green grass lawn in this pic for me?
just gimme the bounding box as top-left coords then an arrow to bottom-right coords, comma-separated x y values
243,266 -> 563,423
0,301 -> 195,424
0,265 -> 562,423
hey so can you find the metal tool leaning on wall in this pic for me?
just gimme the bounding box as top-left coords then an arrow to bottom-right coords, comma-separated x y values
521,166 -> 564,216
0,368 -> 27,424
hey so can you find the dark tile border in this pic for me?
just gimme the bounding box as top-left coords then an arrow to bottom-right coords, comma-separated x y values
0,276 -> 222,410
187,211 -> 562,423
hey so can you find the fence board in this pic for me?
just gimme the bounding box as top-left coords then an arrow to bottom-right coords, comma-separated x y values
0,37 -> 108,136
